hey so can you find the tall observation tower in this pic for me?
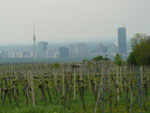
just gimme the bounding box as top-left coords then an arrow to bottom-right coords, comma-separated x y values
33,27 -> 36,61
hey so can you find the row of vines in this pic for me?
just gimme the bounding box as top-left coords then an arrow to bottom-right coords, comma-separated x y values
0,61 -> 149,113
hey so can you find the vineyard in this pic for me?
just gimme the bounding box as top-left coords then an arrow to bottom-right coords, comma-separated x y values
0,61 -> 150,113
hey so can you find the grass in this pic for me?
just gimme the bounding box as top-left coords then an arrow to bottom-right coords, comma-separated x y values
0,88 -> 150,113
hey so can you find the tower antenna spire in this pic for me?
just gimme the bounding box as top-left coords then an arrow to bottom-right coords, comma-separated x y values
33,26 -> 35,35
33,26 -> 36,61
123,24 -> 126,27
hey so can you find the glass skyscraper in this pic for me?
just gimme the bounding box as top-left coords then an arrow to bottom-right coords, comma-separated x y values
37,41 -> 48,58
118,27 -> 127,54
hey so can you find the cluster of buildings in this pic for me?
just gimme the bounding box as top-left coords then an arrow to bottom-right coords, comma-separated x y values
0,42 -> 88,59
0,49 -> 33,58
88,27 -> 128,59
0,27 -> 128,60
38,42 -> 88,59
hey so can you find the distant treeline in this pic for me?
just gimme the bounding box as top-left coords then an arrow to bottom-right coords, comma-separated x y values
0,57 -> 93,64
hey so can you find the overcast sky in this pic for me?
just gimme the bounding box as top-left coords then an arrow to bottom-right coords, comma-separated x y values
0,0 -> 150,45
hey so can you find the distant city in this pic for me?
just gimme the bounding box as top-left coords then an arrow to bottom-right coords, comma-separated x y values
0,27 -> 131,63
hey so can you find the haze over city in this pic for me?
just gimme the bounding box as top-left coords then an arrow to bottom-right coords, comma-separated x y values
1,1 -> 150,113
1,0 -> 150,45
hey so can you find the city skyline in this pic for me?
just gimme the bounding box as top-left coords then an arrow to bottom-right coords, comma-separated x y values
0,27 -> 131,61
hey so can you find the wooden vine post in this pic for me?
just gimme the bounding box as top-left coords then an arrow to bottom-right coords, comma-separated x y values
30,71 -> 36,107
140,66 -> 143,113
80,66 -> 86,112
62,64 -> 65,96
103,63 -> 106,113
116,66 -> 119,100
108,65 -> 112,113
73,67 -> 76,100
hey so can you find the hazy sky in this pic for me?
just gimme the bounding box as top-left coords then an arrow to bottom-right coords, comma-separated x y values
0,0 -> 150,45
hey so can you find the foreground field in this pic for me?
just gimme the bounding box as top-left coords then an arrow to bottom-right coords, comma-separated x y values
1,91 -> 150,113
0,62 -> 150,113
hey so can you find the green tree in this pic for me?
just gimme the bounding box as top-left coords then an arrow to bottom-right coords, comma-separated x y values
114,53 -> 124,66
83,59 -> 89,63
53,62 -> 59,69
128,33 -> 150,65
92,55 -> 103,61
103,55 -> 110,61
131,33 -> 148,49
127,51 -> 137,65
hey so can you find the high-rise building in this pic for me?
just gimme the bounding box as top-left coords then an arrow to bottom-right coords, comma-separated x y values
16,50 -> 23,58
37,41 -> 48,58
57,47 -> 69,58
107,43 -> 119,55
47,49 -> 57,58
70,44 -> 77,57
77,43 -> 87,56
98,43 -> 108,54
118,27 -> 127,54
70,43 -> 87,58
